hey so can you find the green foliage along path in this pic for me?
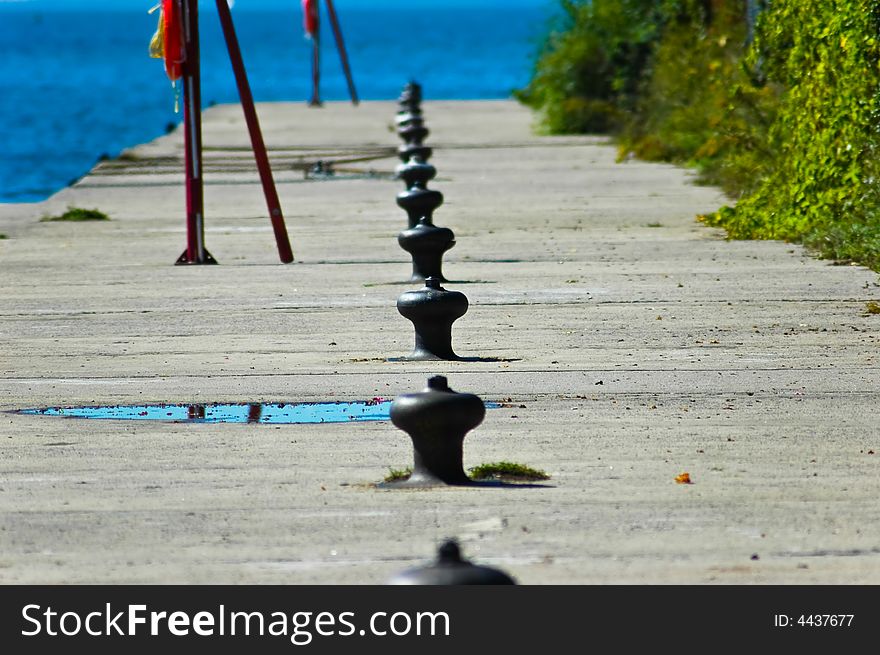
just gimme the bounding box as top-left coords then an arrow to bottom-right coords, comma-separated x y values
518,0 -> 880,271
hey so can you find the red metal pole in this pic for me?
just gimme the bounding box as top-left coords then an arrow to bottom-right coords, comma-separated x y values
215,0 -> 294,264
309,1 -> 321,106
324,0 -> 358,105
177,0 -> 216,264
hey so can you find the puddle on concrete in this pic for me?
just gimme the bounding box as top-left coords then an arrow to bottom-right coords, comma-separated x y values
17,400 -> 501,424
18,401 -> 394,424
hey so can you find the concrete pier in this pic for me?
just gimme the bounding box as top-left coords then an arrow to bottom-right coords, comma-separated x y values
1,101 -> 878,583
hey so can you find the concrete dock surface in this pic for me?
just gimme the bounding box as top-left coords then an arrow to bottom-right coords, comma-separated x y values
1,100 -> 878,584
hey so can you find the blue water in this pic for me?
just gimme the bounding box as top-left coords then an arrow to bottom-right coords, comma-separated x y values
0,1 -> 554,202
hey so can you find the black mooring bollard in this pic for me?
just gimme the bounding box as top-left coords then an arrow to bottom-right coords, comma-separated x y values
397,158 -> 436,189
393,80 -> 454,282
395,145 -> 443,231
397,277 -> 467,360
396,81 -> 432,163
397,120 -> 432,164
395,108 -> 422,131
393,81 -> 453,277
389,376 -> 484,486
397,119 -> 429,147
398,217 -> 455,282
387,539 -> 517,585
396,184 -> 444,230
398,141 -> 433,165
397,80 -> 423,113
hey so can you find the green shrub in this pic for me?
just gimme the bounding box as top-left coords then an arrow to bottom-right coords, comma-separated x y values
521,0 -> 880,271
41,207 -> 110,222
515,0 -> 663,133
801,214 -> 880,271
383,467 -> 412,483
704,0 -> 880,255
620,1 -> 778,196
467,461 -> 550,482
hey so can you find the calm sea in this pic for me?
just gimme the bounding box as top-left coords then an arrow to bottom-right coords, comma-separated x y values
0,2 -> 553,202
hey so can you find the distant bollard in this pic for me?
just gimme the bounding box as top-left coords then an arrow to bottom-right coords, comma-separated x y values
395,109 -> 423,132
397,80 -> 423,114
397,120 -> 432,164
398,217 -> 455,282
395,158 -> 443,230
398,141 -> 433,165
397,278 -> 467,360
397,119 -> 429,149
396,184 -> 444,231
396,158 -> 436,190
389,376 -> 484,485
387,539 -> 516,585
393,81 -> 453,278
396,81 -> 432,164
